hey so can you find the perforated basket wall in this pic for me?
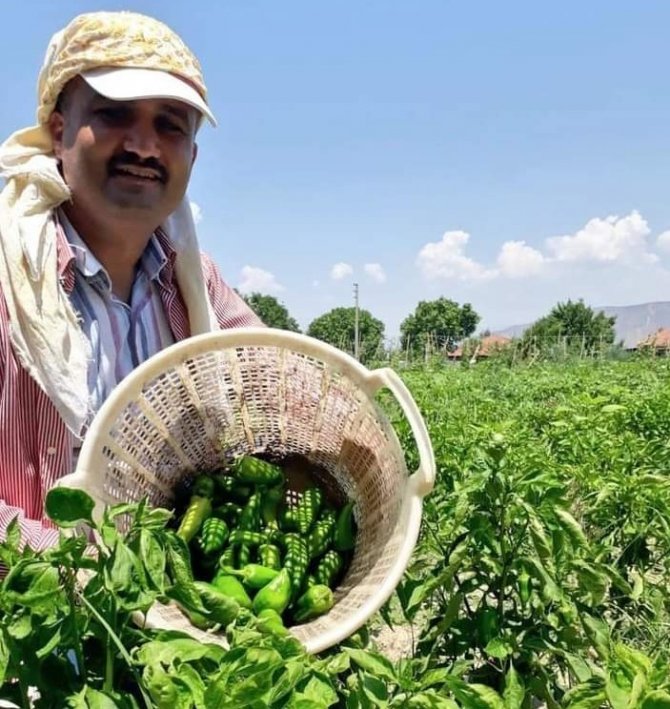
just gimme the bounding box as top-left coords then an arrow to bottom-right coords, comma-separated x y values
68,329 -> 433,653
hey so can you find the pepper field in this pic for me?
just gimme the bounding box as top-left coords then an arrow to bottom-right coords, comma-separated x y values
383,355 -> 670,705
1,355 -> 670,706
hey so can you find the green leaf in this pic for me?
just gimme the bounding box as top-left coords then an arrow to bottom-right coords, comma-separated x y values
106,540 -> 137,593
528,515 -> 554,566
144,664 -> 180,708
630,569 -> 644,601
445,677 -> 505,709
359,671 -> 389,705
561,678 -> 607,709
6,614 -> 33,640
563,652 -> 594,683
301,674 -> 339,707
322,651 -> 351,675
174,664 -> 206,707
553,508 -> 588,549
5,515 -> 21,551
502,664 -> 525,709
345,649 -> 397,683
484,637 -> 513,660
420,668 -> 455,689
268,659 -> 308,704
65,686 -> 126,708
139,529 -> 166,592
135,635 -> 223,668
0,629 -> 9,686
582,614 -> 610,660
45,487 -> 95,528
613,642 -> 651,677
572,561 -> 609,605
524,556 -> 561,602
396,576 -> 427,620
641,691 -> 670,708
606,672 -> 634,709
601,404 -> 626,414
406,692 -> 459,708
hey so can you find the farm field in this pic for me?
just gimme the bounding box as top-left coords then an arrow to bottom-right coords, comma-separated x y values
385,356 -> 670,705
1,356 -> 669,706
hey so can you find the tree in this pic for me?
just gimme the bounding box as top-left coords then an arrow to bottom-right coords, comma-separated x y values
520,299 -> 616,356
307,307 -> 385,364
242,292 -> 301,332
400,298 -> 480,358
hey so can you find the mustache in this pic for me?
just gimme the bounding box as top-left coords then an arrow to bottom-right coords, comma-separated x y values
108,153 -> 168,182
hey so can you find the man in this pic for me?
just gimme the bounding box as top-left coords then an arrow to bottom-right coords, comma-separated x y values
0,11 -> 262,550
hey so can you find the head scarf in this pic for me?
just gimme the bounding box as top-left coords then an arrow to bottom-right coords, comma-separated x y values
0,11 -> 217,437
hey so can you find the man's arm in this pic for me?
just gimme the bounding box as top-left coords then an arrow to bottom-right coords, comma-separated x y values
200,253 -> 265,329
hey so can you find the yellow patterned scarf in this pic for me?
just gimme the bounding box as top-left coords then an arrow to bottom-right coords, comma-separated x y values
0,11 -> 216,437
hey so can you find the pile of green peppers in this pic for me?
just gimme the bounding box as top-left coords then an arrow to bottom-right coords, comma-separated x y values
173,454 -> 357,636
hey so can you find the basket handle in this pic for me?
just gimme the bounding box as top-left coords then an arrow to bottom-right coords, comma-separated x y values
366,367 -> 435,497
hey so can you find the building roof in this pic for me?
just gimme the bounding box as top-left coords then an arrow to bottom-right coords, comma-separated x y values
448,334 -> 512,359
636,327 -> 670,349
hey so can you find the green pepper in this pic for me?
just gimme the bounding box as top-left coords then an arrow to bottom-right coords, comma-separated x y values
219,545 -> 236,569
212,474 -> 252,505
306,509 -> 336,559
222,563 -> 279,590
213,502 -> 242,527
197,517 -> 229,556
239,492 -> 262,531
293,584 -> 334,623
176,475 -> 215,543
333,500 -> 356,552
252,567 -> 292,615
183,607 -> 215,631
211,570 -> 253,609
228,530 -> 265,547
283,533 -> 310,600
295,487 -> 323,535
278,505 -> 298,532
261,485 -> 284,529
477,607 -> 499,645
193,580 -> 240,626
518,569 -> 531,606
258,542 -> 282,570
314,550 -> 343,588
233,455 -> 284,486
237,544 -> 251,568
256,608 -> 289,637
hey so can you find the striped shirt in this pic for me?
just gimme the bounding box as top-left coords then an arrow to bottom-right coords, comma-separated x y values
0,215 -> 263,550
60,210 -> 177,419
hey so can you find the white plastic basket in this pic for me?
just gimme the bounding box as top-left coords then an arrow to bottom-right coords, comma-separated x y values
57,328 -> 435,653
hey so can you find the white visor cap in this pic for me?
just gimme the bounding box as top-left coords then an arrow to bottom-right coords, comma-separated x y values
80,66 -> 217,126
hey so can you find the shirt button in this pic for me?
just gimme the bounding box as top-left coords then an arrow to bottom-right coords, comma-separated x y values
46,446 -> 57,455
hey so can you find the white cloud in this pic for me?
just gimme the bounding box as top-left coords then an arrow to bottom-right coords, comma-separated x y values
497,240 -> 545,277
331,262 -> 353,280
364,263 -> 387,283
238,266 -> 284,294
546,210 -> 656,264
656,230 -> 670,254
190,201 -> 202,224
416,230 -> 495,281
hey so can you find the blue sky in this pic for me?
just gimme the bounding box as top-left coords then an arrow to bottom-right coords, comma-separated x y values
3,2 -> 670,340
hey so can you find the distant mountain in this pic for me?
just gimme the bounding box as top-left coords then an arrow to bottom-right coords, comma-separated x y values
495,301 -> 670,349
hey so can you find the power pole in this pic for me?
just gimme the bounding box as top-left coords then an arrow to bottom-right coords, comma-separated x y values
353,282 -> 360,360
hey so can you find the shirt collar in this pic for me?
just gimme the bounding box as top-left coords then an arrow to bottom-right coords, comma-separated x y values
55,209 -> 177,289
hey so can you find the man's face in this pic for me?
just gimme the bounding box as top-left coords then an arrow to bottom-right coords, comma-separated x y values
48,77 -> 199,225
